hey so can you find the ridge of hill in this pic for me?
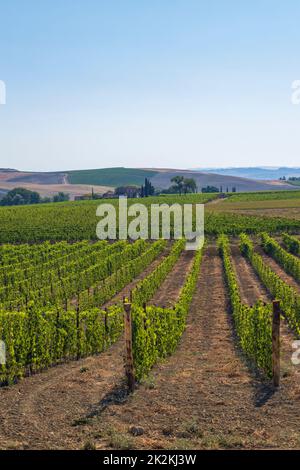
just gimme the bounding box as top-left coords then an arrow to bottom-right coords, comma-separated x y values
195,166 -> 300,180
0,167 -> 296,199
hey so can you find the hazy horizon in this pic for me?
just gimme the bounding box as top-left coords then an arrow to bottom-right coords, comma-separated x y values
2,164 -> 300,174
1,1 -> 300,172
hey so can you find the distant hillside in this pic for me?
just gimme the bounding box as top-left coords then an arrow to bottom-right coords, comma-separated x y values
67,168 -> 158,187
149,169 -> 294,192
0,167 -> 296,199
66,167 -> 296,191
196,167 -> 300,180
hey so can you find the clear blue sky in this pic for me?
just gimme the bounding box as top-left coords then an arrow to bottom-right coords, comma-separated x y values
0,0 -> 300,171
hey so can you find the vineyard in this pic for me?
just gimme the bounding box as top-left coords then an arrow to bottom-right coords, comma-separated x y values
2,191 -> 300,448
2,193 -> 300,243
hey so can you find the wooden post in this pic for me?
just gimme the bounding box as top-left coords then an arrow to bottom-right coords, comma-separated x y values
76,292 -> 80,360
123,300 -> 135,392
104,307 -> 108,334
272,300 -> 281,388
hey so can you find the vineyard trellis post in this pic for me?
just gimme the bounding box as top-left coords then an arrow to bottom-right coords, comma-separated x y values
123,298 -> 135,392
272,300 -> 281,388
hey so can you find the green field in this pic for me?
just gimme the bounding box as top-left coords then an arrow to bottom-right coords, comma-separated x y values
67,167 -> 158,187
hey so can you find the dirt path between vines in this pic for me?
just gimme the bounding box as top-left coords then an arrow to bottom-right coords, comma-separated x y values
0,244 -> 188,450
77,245 -> 300,450
151,250 -> 195,308
230,244 -> 271,305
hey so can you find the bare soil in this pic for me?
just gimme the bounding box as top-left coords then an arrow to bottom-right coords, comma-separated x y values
151,250 -> 195,308
0,179 -> 112,200
0,343 -> 126,449
230,244 -> 271,305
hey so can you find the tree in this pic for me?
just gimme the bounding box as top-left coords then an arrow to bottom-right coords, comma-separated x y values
53,192 -> 70,203
183,178 -> 197,194
201,185 -> 219,193
140,178 -> 155,197
170,176 -> 184,195
0,187 -> 41,206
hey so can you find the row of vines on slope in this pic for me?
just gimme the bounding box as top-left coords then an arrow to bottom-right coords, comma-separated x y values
282,233 -> 300,256
240,234 -> 300,336
0,239 -> 178,384
131,244 -> 202,380
0,240 -> 151,310
218,235 -> 273,376
0,303 -> 124,384
261,233 -> 300,283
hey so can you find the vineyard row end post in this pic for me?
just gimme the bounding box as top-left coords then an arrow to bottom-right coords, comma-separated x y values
272,300 -> 281,388
123,299 -> 135,392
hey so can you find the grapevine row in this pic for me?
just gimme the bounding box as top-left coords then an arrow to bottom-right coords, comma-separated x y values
0,240 -> 168,384
218,235 -> 273,376
261,233 -> 300,283
131,244 -> 203,380
240,233 -> 300,335
282,233 -> 300,256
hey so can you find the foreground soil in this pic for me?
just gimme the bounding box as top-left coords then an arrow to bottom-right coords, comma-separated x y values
1,244 -> 300,449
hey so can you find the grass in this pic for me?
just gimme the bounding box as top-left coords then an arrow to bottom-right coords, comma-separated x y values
106,428 -> 135,450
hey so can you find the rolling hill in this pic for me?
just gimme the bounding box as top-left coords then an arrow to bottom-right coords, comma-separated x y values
0,167 -> 296,199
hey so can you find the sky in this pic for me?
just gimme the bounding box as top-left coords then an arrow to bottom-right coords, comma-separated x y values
0,0 -> 300,172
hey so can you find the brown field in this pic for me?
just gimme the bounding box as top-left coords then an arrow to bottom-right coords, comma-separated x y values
1,239 -> 300,450
207,197 -> 300,220
0,181 -> 112,199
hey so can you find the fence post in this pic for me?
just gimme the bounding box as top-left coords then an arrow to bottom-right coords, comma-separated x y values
272,300 -> 281,388
123,299 -> 135,392
76,292 -> 80,360
104,307 -> 108,334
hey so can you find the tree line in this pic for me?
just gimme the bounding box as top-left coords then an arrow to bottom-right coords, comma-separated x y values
0,187 -> 70,206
